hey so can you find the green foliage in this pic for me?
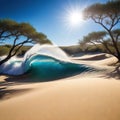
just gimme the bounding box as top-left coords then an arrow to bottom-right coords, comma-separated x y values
61,45 -> 82,55
0,19 -> 52,45
33,32 -> 52,44
83,0 -> 120,61
4,44 -> 11,48
83,0 -> 120,31
0,19 -> 52,65
61,44 -> 107,55
82,31 -> 107,43
84,1 -> 120,20
0,45 -> 31,56
86,45 -> 104,52
79,30 -> 120,56
0,46 -> 9,56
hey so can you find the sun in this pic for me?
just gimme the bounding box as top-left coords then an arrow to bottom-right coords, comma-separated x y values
62,4 -> 84,30
68,9 -> 83,26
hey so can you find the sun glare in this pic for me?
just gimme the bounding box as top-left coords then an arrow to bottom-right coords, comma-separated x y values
68,10 -> 83,26
61,4 -> 84,31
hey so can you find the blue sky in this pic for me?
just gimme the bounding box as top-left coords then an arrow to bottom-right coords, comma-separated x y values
0,0 -> 109,46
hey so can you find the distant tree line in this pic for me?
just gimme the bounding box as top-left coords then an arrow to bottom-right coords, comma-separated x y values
0,45 -> 31,56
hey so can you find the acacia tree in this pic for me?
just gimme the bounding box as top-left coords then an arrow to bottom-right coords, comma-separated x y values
83,0 -> 120,61
80,30 -> 120,56
0,19 -> 51,65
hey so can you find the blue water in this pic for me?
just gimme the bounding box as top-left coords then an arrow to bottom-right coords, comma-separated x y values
22,55 -> 93,80
0,44 -> 95,81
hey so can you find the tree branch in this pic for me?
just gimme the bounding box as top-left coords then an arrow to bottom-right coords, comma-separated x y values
11,38 -> 33,56
91,17 -> 109,32
102,42 -> 117,57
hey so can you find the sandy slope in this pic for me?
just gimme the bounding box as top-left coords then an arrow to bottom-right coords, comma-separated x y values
0,54 -> 120,120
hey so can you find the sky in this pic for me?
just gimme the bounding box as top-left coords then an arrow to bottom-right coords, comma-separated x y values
0,0 -> 109,46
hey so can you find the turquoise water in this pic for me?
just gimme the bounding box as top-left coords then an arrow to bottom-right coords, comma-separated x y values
23,55 -> 93,80
0,44 -> 95,81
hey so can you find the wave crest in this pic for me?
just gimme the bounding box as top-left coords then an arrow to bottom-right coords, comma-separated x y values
0,44 -> 94,80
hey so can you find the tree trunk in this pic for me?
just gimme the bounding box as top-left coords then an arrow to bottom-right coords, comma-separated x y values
0,55 -> 11,66
116,53 -> 120,62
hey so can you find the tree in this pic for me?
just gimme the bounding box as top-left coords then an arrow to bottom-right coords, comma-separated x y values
0,19 -> 52,65
80,30 -> 120,55
79,40 -> 89,52
83,0 -> 120,61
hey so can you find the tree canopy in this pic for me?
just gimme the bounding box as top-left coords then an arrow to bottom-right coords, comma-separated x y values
83,0 -> 120,31
82,0 -> 120,62
80,30 -> 120,55
0,19 -> 52,65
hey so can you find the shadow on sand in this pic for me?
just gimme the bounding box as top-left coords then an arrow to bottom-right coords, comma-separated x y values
0,81 -> 31,100
0,71 -> 83,100
0,75 -> 34,100
0,87 -> 31,100
101,65 -> 120,80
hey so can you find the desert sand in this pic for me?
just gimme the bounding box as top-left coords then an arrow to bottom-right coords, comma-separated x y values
0,53 -> 120,120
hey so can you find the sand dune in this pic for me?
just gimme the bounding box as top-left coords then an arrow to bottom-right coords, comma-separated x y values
72,53 -> 118,68
0,53 -> 120,120
72,53 -> 108,60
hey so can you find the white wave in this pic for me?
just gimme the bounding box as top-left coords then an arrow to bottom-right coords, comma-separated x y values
0,56 -> 23,75
24,44 -> 71,62
0,44 -> 71,75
